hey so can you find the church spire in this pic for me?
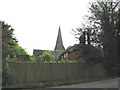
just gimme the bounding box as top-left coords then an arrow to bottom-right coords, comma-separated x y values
54,26 -> 65,50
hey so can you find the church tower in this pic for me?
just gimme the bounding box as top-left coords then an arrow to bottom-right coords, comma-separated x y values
54,26 -> 65,50
54,26 -> 65,60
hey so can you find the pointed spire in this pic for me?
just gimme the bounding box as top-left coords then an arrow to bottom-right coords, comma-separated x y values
54,26 -> 65,50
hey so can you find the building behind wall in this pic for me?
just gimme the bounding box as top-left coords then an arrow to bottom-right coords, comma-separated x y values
54,26 -> 65,59
33,26 -> 65,60
60,44 -> 104,63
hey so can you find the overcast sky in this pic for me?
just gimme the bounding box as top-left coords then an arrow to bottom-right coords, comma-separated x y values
0,0 -> 94,55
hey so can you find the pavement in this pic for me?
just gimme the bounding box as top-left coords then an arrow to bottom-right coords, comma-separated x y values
51,78 -> 120,88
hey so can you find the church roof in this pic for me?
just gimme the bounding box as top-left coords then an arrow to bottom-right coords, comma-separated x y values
33,49 -> 59,56
54,26 -> 65,50
33,49 -> 46,56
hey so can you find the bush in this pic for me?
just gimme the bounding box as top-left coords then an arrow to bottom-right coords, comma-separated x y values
38,51 -> 56,63
2,58 -> 11,85
29,55 -> 36,62
5,55 -> 17,62
58,59 -> 68,63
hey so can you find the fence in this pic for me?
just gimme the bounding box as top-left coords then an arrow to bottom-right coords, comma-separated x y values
8,62 -> 107,84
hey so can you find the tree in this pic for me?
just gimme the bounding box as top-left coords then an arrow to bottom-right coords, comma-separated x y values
72,24 -> 101,48
72,0 -> 120,75
79,31 -> 86,45
1,21 -> 28,85
38,51 -> 56,63
118,8 -> 120,74
11,44 -> 28,55
29,55 -> 36,62
2,21 -> 18,61
1,21 -> 18,85
1,21 -> 28,60
88,0 -> 120,75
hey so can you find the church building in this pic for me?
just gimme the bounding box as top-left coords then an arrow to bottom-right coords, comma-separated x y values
33,26 -> 65,60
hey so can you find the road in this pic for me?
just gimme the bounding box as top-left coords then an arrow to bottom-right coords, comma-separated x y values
3,78 -> 120,90
51,78 -> 119,88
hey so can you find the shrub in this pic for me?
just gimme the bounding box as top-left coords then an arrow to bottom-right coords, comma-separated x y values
38,51 -> 56,63
5,55 -> 17,62
58,59 -> 68,63
2,57 -> 12,85
29,55 -> 36,62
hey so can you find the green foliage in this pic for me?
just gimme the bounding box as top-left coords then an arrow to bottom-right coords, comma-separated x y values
2,57 -> 12,85
5,55 -> 17,62
1,21 -> 17,85
37,52 -> 77,63
58,59 -> 68,63
1,21 -> 28,59
72,0 -> 120,75
88,0 -> 120,75
1,20 -> 28,85
1,20 -> 28,60
29,55 -> 36,62
38,51 -> 56,63
2,21 -> 18,59
11,44 -> 28,55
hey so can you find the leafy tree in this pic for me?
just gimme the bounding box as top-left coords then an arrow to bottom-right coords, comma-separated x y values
5,44 -> 28,62
1,20 -> 28,60
1,21 -> 28,85
88,0 -> 120,75
1,21 -> 17,85
11,44 -> 28,55
1,21 -> 18,61
73,0 -> 120,75
38,51 -> 56,63
118,9 -> 120,74
29,55 -> 36,62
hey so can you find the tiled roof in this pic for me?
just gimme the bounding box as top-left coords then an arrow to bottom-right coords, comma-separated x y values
33,49 -> 47,56
61,44 -> 103,58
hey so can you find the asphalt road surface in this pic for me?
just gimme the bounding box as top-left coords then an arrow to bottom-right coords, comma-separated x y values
9,78 -> 120,90
52,78 -> 119,88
